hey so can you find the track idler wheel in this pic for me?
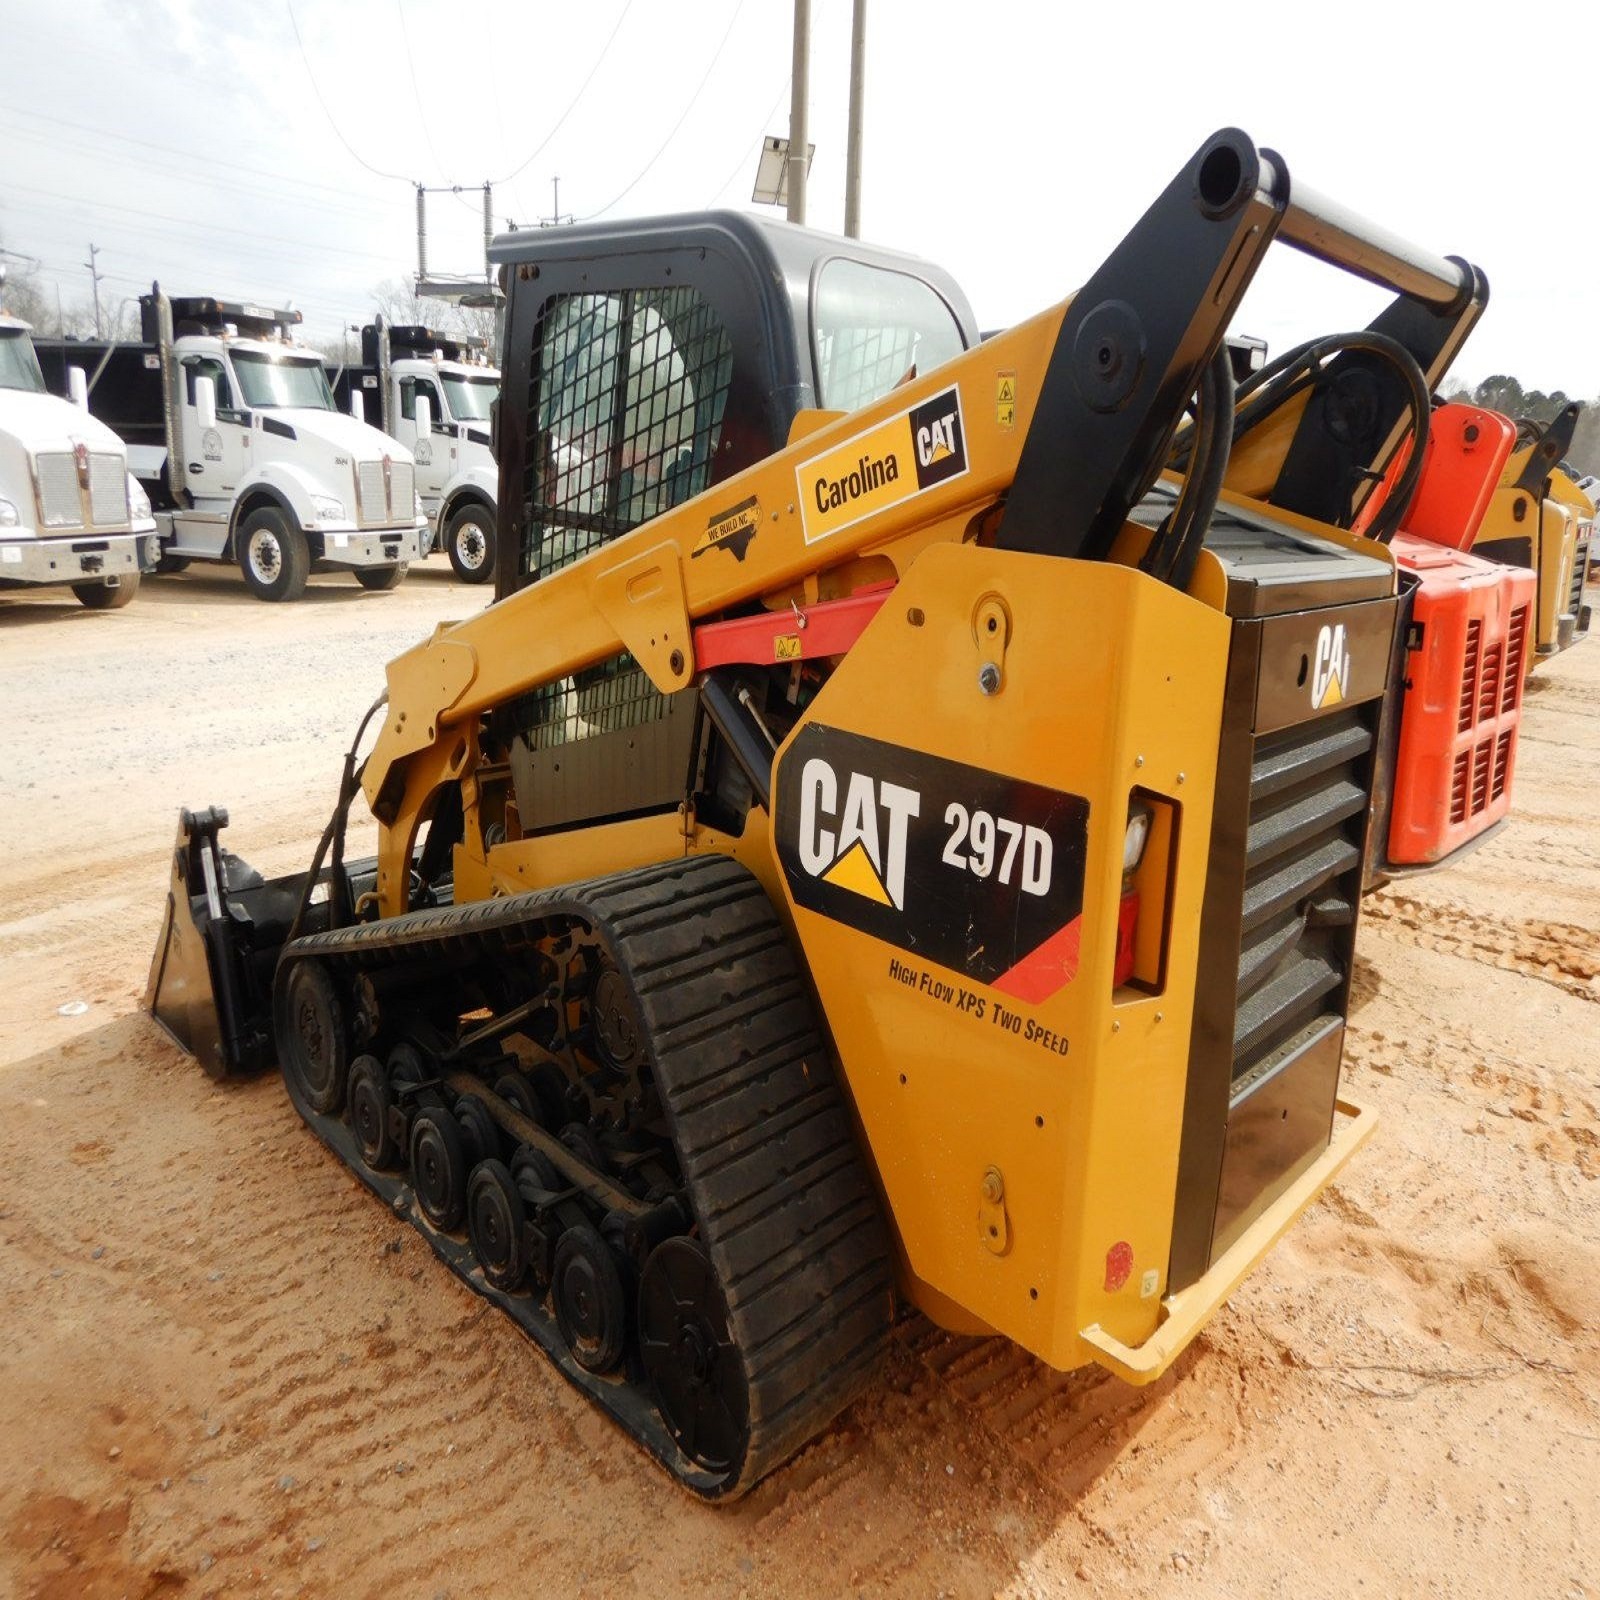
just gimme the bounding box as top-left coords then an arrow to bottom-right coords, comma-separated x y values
552,1222 -> 628,1374
638,1237 -> 750,1475
410,1106 -> 469,1231
281,959 -> 347,1115
348,1055 -> 401,1171
468,1159 -> 529,1292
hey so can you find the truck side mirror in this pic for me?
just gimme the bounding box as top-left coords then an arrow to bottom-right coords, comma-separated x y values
68,366 -> 89,411
195,374 -> 218,431
415,394 -> 432,435
349,389 -> 365,424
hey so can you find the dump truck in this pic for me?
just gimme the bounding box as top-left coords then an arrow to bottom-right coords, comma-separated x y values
36,292 -> 426,601
330,320 -> 500,583
147,129 -> 1490,1498
0,292 -> 156,609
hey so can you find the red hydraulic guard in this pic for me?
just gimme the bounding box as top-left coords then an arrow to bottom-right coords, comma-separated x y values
1403,404 -> 1517,551
1387,534 -> 1535,865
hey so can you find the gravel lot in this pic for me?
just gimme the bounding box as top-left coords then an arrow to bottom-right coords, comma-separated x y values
2,554 -> 1596,1599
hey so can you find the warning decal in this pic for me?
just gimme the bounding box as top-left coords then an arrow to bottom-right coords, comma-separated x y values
795,384 -> 969,545
996,370 -> 1016,430
776,724 -> 1090,996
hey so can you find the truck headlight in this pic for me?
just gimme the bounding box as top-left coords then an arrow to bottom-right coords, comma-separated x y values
128,475 -> 151,519
312,494 -> 346,522
1123,803 -> 1153,874
0,497 -> 19,528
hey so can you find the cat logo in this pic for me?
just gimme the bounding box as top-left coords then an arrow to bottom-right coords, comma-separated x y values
1311,622 -> 1351,709
908,390 -> 967,490
797,758 -> 920,911
916,411 -> 958,470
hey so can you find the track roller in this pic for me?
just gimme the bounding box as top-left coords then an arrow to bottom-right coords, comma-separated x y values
409,1106 -> 468,1230
552,1222 -> 628,1373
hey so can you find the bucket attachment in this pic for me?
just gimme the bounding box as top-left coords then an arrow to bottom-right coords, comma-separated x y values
144,807 -> 307,1079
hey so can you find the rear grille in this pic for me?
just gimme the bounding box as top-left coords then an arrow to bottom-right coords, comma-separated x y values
1450,749 -> 1470,824
1502,604 -> 1528,712
87,453 -> 127,526
1232,706 -> 1373,1089
35,452 -> 81,528
1492,729 -> 1513,801
1572,531 -> 1590,621
1476,639 -> 1502,724
1457,617 -> 1480,732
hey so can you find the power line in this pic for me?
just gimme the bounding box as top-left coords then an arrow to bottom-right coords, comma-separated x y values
2,184 -> 402,268
580,0 -> 751,221
490,0 -> 638,186
285,0 -> 413,185
0,117 -> 392,224
0,107 -> 394,211
396,0 -> 449,182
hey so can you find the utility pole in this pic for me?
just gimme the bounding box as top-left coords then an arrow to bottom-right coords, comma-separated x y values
415,185 -> 428,282
844,0 -> 866,238
541,177 -> 574,228
787,0 -> 810,225
85,242 -> 103,336
482,182 -> 493,280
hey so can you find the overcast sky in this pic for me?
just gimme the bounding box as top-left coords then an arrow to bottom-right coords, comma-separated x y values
2,0 -> 1596,395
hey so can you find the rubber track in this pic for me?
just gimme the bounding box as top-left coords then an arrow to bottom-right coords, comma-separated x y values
278,854 -> 896,1497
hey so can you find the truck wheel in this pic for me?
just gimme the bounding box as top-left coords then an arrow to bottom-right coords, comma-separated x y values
73,571 -> 140,610
354,563 -> 408,592
154,553 -> 190,575
237,506 -> 309,601
445,503 -> 495,584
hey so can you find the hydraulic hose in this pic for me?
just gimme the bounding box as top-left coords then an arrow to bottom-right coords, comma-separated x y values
1143,343 -> 1235,591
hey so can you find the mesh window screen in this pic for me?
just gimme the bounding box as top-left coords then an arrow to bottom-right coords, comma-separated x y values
521,286 -> 734,581
516,286 -> 733,751
812,258 -> 965,414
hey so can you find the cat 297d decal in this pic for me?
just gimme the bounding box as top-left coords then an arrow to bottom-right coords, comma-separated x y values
775,725 -> 1090,999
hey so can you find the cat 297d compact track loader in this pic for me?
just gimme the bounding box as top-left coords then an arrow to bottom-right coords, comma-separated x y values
147,130 -> 1488,1498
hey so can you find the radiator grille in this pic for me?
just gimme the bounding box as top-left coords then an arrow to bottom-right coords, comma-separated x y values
1232,707 -> 1372,1089
1572,530 -> 1591,622
1503,605 -> 1528,712
389,460 -> 414,514
87,453 -> 127,526
35,452 -> 81,528
357,461 -> 385,524
1450,749 -> 1470,824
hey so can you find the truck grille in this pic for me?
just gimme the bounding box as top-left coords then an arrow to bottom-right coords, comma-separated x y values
356,460 -> 414,525
1232,706 -> 1372,1089
88,453 -> 127,526
35,452 -> 81,528
357,462 -> 385,524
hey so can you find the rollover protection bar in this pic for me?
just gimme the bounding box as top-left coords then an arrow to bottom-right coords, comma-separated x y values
1260,154 -> 1479,309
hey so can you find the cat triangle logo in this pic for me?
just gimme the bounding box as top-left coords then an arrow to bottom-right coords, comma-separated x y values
1311,622 -> 1351,710
821,839 -> 893,905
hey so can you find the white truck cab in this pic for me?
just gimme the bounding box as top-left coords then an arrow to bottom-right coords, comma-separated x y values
333,321 -> 499,583
37,290 -> 427,601
0,307 -> 155,610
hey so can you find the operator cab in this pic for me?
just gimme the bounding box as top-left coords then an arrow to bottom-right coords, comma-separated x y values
490,211 -> 978,600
